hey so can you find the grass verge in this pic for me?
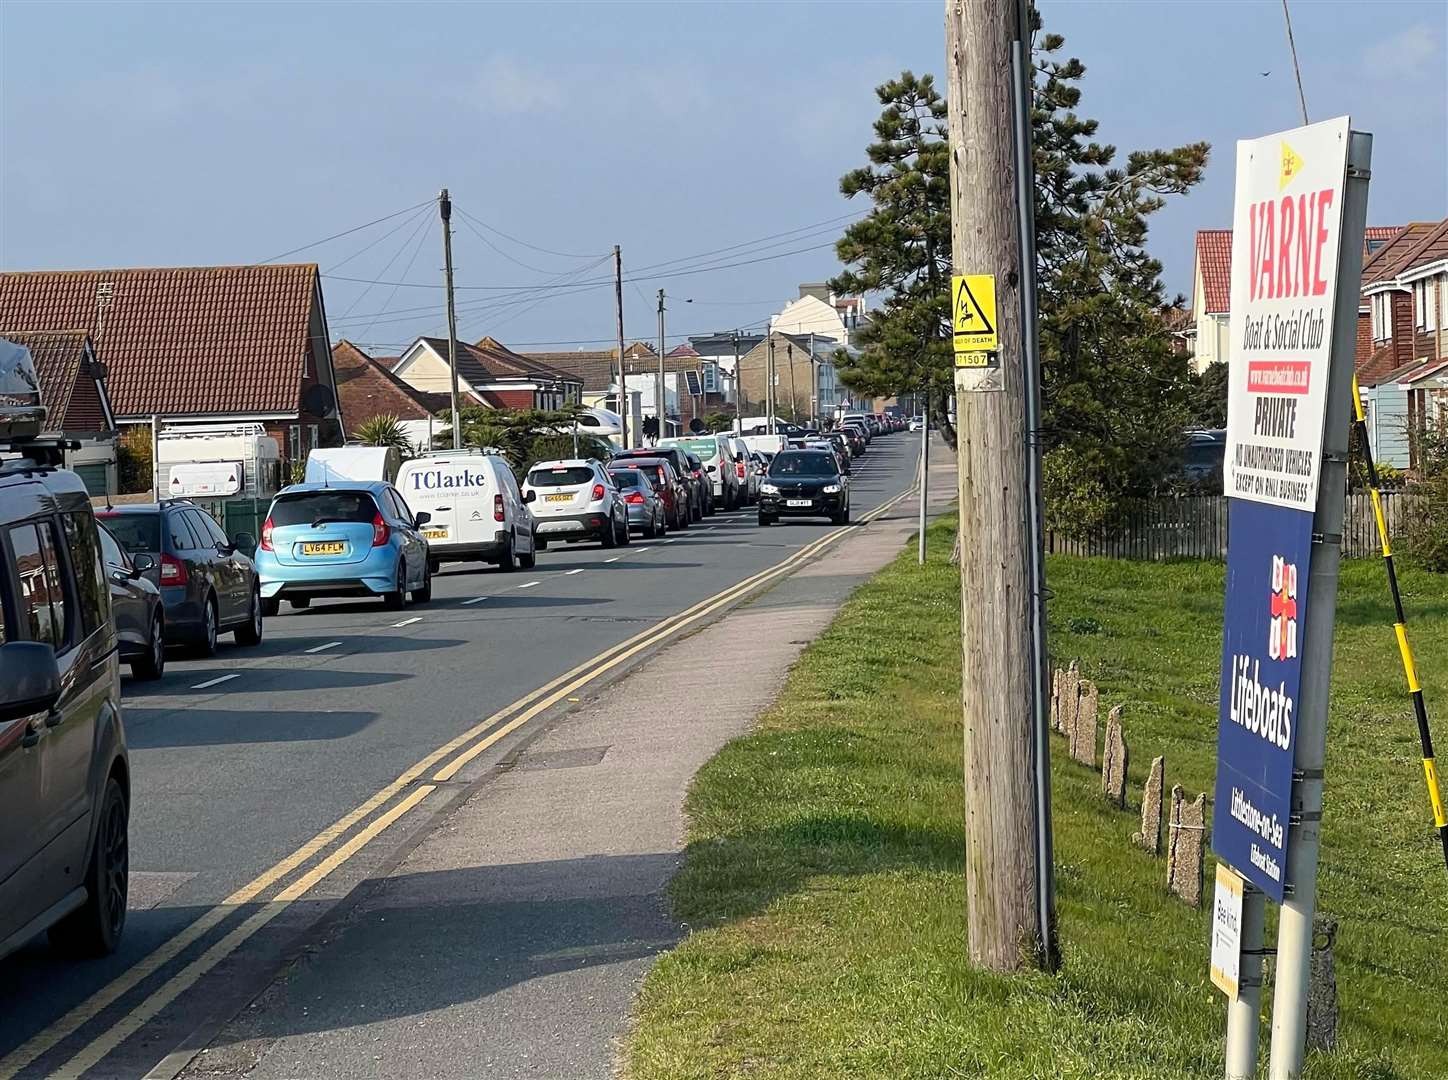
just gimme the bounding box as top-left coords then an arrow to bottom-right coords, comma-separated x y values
623,520 -> 1448,1079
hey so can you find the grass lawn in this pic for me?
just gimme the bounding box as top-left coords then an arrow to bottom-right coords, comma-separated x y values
623,521 -> 1448,1080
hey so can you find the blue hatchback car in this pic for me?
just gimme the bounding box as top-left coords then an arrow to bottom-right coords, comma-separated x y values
255,482 -> 432,614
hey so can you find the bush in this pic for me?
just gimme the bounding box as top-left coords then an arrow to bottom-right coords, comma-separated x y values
1403,423 -> 1448,570
1043,448 -> 1115,539
116,426 -> 153,494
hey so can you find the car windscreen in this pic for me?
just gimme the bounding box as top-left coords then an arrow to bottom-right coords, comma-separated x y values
768,452 -> 838,478
95,512 -> 160,554
269,491 -> 378,527
527,465 -> 595,487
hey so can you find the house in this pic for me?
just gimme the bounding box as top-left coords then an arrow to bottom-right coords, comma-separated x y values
736,331 -> 848,422
770,283 -> 868,348
388,336 -> 582,412
1188,226 -> 1400,373
1356,218 -> 1448,468
0,330 -> 117,494
0,264 -> 343,466
331,340 -> 451,450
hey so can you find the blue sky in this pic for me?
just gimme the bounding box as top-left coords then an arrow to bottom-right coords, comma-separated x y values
2,0 -> 1444,354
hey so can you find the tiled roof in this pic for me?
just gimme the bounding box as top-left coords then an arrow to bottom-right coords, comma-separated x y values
333,341 -> 449,430
1394,219 -> 1448,280
1195,230 -> 1232,314
1362,222 -> 1443,288
1400,356 -> 1448,385
417,337 -> 582,390
0,329 -> 111,433
515,343 -> 676,391
0,264 -> 320,418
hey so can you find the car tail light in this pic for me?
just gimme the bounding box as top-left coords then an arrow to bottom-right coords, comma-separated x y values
371,510 -> 390,547
624,491 -> 645,505
736,461 -> 746,479
159,553 -> 188,586
494,493 -> 505,522
591,483 -> 606,501
259,517 -> 274,551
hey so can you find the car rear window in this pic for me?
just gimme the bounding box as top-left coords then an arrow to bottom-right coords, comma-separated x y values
96,512 -> 161,554
527,466 -> 595,487
269,491 -> 378,527
769,452 -> 838,478
663,438 -> 720,461
608,469 -> 647,488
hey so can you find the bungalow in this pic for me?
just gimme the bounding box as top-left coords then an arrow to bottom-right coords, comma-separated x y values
0,264 -> 343,467
0,329 -> 117,494
331,340 -> 451,450
389,336 -> 582,412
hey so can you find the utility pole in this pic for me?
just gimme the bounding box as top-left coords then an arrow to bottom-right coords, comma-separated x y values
917,388 -> 928,564
733,332 -> 743,436
766,335 -> 776,435
786,342 -> 798,424
945,0 -> 1052,971
614,245 -> 629,448
656,289 -> 666,443
808,331 -> 818,425
439,188 -> 461,450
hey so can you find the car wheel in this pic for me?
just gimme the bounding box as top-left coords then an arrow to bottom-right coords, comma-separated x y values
131,611 -> 165,681
833,507 -> 851,525
194,594 -> 219,657
235,587 -> 263,645
644,516 -> 658,540
412,561 -> 433,603
758,513 -> 775,526
384,563 -> 408,610
617,513 -> 631,545
49,775 -> 128,957
497,536 -> 518,570
518,539 -> 536,570
535,537 -> 549,551
600,517 -> 618,548
428,556 -> 441,575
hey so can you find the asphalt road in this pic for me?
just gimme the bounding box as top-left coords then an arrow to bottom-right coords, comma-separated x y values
0,434 -> 921,1080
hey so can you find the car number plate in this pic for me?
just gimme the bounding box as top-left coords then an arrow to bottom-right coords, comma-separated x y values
301,541 -> 345,555
423,528 -> 448,540
545,492 -> 573,503
787,499 -> 812,508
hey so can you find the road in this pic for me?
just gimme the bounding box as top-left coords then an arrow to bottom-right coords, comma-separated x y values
0,434 -> 921,1079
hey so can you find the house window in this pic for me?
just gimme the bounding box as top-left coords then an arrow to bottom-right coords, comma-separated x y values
1440,276 -> 1448,331
1371,293 -> 1389,342
288,424 -> 301,461
308,424 -> 319,452
1414,280 -> 1432,331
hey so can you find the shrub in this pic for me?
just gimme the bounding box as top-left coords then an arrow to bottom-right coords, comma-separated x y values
1403,423 -> 1448,571
116,426 -> 153,494
1043,448 -> 1115,539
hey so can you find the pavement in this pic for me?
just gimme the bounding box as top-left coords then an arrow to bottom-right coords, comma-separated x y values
0,432 -> 952,1079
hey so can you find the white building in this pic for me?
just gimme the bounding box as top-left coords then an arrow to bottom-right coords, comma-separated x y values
770,283 -> 868,348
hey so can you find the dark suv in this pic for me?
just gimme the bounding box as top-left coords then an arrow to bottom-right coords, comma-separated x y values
97,501 -> 263,655
0,428 -> 130,961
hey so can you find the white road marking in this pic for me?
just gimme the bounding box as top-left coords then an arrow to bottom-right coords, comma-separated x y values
605,556 -> 621,563
518,580 -> 540,589
463,596 -> 488,605
565,568 -> 585,575
305,641 -> 343,654
392,616 -> 423,627
191,673 -> 240,690
634,546 -> 652,553
662,538 -> 677,544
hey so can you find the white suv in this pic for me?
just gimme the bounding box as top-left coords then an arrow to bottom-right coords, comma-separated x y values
521,459 -> 630,549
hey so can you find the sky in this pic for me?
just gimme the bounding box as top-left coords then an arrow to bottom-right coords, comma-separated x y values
2,0 -> 1444,355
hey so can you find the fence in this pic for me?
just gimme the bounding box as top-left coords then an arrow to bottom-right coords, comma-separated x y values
1045,492 -> 1422,561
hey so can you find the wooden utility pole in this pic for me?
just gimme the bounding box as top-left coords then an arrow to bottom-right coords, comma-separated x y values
945,0 -> 1049,972
786,342 -> 798,422
766,336 -> 776,434
439,189 -> 461,449
656,289 -> 666,441
614,245 -> 629,448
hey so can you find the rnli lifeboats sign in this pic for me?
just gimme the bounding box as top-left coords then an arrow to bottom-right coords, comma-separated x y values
1223,117 -> 1350,511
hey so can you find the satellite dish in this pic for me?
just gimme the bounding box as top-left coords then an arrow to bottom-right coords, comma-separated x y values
302,383 -> 336,418
689,417 -> 707,434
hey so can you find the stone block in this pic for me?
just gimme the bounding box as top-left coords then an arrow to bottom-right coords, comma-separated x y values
1070,678 -> 1098,768
1133,755 -> 1165,855
1102,705 -> 1128,808
1166,786 -> 1206,907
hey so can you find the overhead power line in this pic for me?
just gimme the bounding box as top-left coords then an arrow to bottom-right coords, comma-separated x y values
454,206 -> 606,261
258,197 -> 435,264
323,205 -> 433,274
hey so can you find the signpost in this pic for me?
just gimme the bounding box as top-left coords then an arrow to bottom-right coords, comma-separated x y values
1210,117 -> 1371,1080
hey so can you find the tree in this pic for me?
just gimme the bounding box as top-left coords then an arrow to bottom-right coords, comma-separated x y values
831,11 -> 1209,533
354,414 -> 415,455
435,405 -> 612,476
1186,362 -> 1229,429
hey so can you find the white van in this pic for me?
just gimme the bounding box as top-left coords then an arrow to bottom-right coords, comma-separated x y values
395,451 -> 537,571
306,445 -> 401,485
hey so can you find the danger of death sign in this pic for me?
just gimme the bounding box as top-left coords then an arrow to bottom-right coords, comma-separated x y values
952,274 -> 997,359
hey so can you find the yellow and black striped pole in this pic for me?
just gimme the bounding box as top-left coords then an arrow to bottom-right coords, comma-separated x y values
1352,376 -> 1448,873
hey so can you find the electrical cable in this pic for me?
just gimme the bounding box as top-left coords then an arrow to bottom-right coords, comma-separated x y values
336,211 -> 433,323
324,205 -> 433,274
357,218 -> 437,341
453,207 -> 606,260
454,210 -> 604,276
258,197 -> 435,264
1351,374 -> 1448,875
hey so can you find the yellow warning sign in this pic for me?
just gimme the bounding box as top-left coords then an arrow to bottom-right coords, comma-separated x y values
952,274 -> 997,353
1278,141 -> 1303,191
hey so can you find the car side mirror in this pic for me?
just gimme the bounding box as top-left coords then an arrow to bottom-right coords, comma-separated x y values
523,489 -> 536,503
413,512 -> 432,527
132,553 -> 156,574
0,641 -> 62,724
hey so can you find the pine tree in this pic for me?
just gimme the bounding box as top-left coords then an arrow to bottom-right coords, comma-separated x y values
831,10 -> 1210,532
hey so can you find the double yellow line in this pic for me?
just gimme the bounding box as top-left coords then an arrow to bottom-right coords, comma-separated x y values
5,485 -> 914,1080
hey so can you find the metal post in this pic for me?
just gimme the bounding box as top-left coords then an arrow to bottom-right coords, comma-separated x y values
809,331 -> 818,424
151,413 -> 160,499
1268,128 -> 1372,1080
766,336 -> 776,435
614,245 -> 629,449
439,189 -> 461,450
1012,0 -> 1057,965
656,289 -> 667,442
1225,886 -> 1267,1079
733,332 -> 742,437
918,388 -> 929,564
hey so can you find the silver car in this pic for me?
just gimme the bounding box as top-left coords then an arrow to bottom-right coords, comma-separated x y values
521,458 -> 630,548
607,466 -> 668,539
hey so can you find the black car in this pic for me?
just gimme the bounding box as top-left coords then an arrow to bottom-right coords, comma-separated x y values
612,447 -> 705,521
97,521 -> 166,680
96,500 -> 263,656
0,420 -> 129,961
757,449 -> 851,526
